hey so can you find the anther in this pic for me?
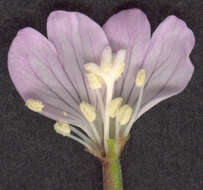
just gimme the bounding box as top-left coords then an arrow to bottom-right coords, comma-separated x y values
136,69 -> 146,87
84,63 -> 100,73
54,121 -> 71,136
116,105 -> 133,125
25,98 -> 44,112
107,97 -> 123,118
87,73 -> 103,89
80,101 -> 96,122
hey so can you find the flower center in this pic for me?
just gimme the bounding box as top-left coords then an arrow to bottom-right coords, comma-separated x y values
24,47 -> 146,157
82,46 -> 136,151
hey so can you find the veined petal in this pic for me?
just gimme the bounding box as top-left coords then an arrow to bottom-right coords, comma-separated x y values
8,27 -> 90,132
130,16 -> 195,119
47,11 -> 109,107
103,8 -> 151,101
137,57 -> 194,119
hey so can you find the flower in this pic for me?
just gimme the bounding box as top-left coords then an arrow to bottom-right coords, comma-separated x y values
8,9 -> 195,159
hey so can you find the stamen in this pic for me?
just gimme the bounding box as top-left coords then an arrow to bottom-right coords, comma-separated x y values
86,73 -> 103,89
123,70 -> 146,136
103,80 -> 114,151
136,69 -> 146,87
107,97 -> 123,118
25,98 -> 44,112
116,105 -> 133,125
54,121 -> 96,153
80,102 -> 101,145
84,63 -> 100,73
70,126 -> 100,152
100,46 -> 112,73
54,121 -> 71,136
95,89 -> 105,120
80,101 -> 96,122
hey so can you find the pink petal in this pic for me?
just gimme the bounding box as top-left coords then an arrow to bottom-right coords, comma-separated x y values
103,8 -> 151,101
47,11 -> 109,106
8,27 -> 90,132
137,58 -> 194,119
133,16 -> 195,119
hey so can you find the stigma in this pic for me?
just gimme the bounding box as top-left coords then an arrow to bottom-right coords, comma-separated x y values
84,46 -> 126,89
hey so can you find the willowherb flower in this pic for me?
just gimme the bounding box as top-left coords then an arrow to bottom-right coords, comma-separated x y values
8,8 -> 195,190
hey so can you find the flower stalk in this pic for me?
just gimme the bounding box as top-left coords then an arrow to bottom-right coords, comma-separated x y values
102,139 -> 123,190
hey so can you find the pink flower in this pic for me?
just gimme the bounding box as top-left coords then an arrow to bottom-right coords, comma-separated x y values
8,9 -> 195,158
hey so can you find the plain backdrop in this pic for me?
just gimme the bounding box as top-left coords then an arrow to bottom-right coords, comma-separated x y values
0,0 -> 202,189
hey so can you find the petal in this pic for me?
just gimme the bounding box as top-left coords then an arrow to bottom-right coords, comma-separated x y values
8,27 -> 91,135
47,11 -> 109,106
131,16 -> 195,119
137,58 -> 194,119
103,8 -> 151,100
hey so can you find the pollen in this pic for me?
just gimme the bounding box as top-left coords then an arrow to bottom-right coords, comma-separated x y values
80,101 -> 96,122
84,63 -> 100,73
87,73 -> 103,89
25,98 -> 44,112
116,104 -> 133,125
107,97 -> 123,118
54,121 -> 71,137
63,111 -> 68,116
136,69 -> 146,87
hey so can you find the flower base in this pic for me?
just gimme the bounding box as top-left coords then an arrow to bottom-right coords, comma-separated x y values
102,139 -> 123,190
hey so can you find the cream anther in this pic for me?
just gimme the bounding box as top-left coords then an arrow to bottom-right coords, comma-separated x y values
54,121 -> 71,136
136,69 -> 146,87
107,97 -> 123,118
87,73 -> 103,89
84,63 -> 100,73
80,101 -> 96,122
25,98 -> 44,112
116,104 -> 133,125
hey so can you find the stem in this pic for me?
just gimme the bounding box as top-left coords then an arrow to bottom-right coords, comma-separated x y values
102,139 -> 123,190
